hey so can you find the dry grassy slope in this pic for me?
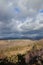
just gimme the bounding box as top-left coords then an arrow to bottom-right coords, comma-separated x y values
0,40 -> 35,48
0,39 -> 43,56
0,39 -> 43,48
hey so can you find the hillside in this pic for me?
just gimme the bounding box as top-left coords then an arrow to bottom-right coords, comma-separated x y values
0,39 -> 43,65
0,39 -> 43,55
0,39 -> 43,47
0,40 -> 35,48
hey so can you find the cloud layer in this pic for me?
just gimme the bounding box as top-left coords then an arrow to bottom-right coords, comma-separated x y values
0,0 -> 43,39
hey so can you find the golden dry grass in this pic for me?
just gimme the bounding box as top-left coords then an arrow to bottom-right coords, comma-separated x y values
0,39 -> 43,57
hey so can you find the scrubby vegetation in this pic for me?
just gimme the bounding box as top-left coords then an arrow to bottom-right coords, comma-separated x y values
0,40 -> 43,65
0,48 -> 43,65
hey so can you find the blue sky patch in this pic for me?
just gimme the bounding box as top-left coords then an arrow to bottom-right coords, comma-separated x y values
15,8 -> 20,13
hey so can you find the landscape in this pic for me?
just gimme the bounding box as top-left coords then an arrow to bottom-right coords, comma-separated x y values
0,0 -> 43,65
0,39 -> 43,65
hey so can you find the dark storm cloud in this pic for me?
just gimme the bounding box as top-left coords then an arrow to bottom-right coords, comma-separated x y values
0,0 -> 43,39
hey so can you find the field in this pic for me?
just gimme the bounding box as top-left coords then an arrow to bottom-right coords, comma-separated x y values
0,39 -> 43,65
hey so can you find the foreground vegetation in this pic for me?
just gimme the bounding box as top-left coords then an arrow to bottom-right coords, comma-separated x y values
0,40 -> 43,65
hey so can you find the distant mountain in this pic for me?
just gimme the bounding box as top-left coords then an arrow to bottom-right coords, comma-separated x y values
0,36 -> 43,40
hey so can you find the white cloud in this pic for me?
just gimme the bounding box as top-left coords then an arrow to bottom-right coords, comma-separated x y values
18,12 -> 43,32
6,11 -> 43,34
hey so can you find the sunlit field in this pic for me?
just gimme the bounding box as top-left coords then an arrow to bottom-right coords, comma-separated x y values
0,39 -> 43,65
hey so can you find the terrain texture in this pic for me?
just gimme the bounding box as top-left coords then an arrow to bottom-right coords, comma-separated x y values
0,39 -> 43,65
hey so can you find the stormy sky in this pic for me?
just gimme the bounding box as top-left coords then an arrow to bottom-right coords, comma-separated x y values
0,0 -> 43,39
